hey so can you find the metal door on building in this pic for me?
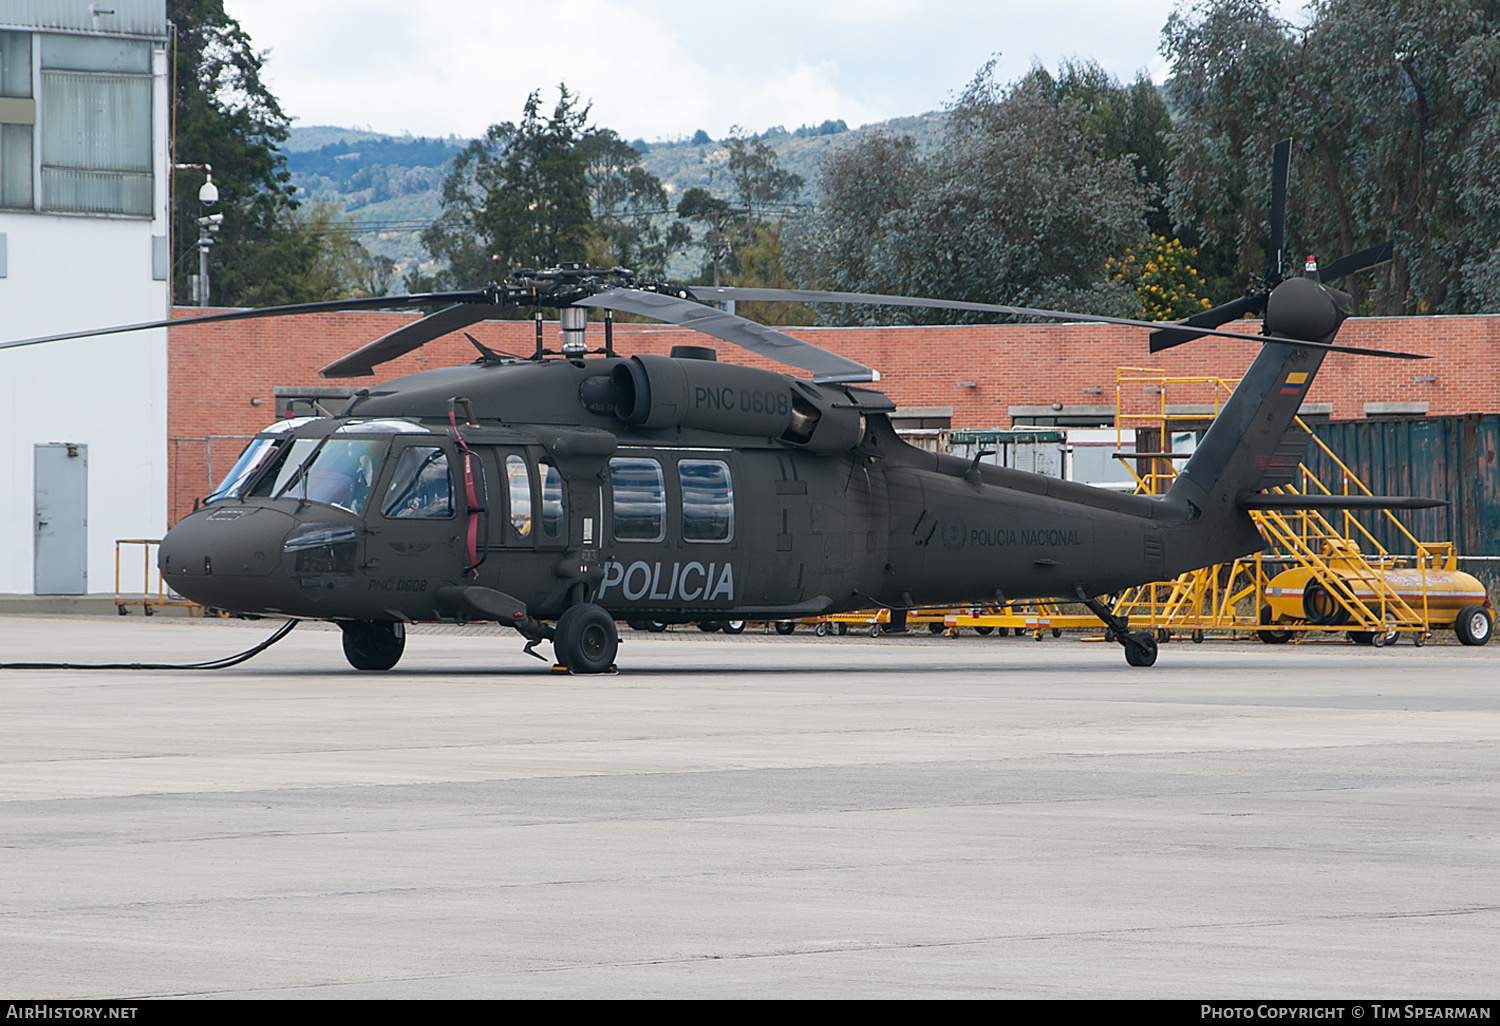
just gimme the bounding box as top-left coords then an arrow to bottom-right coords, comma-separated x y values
34,443 -> 88,594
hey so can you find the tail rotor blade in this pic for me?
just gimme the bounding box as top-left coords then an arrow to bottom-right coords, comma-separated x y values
1319,240 -> 1394,283
1266,138 -> 1291,284
1148,294 -> 1263,352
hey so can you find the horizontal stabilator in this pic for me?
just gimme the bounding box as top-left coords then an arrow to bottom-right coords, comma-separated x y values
1238,494 -> 1449,510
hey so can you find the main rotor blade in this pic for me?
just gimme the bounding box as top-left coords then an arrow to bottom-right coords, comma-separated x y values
691,285 -> 1427,360
0,290 -> 494,354
1319,241 -> 1394,283
577,289 -> 878,383
1149,294 -> 1263,352
1267,138 -> 1291,284
320,303 -> 499,378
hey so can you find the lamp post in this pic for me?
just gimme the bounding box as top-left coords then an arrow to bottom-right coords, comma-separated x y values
174,164 -> 221,307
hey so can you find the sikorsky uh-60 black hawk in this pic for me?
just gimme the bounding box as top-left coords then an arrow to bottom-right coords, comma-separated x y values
4,143 -> 1446,672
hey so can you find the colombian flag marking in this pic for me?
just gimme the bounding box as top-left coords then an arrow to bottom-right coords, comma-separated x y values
1281,371 -> 1309,395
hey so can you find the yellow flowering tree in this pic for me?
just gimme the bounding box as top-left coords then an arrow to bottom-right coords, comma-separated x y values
1107,235 -> 1212,321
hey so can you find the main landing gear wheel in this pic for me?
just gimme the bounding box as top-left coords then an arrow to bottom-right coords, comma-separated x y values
723,620 -> 747,634
341,620 -> 406,671
1122,631 -> 1158,667
1455,605 -> 1493,646
554,604 -> 618,674
774,620 -> 796,635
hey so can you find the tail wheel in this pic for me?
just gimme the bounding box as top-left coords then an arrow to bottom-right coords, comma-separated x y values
341,620 -> 406,671
1258,605 -> 1292,645
1302,581 -> 1350,627
554,604 -> 618,673
1123,631 -> 1158,667
1455,605 -> 1493,646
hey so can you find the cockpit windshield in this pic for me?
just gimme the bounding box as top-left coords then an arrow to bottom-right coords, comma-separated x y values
205,419 -> 317,503
275,438 -> 387,514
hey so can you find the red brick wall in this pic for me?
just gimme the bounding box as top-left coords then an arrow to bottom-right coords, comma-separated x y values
168,308 -> 1500,525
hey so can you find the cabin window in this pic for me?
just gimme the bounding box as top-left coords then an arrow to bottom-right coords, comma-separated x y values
679,460 -> 733,542
609,457 -> 665,542
506,455 -> 532,538
381,446 -> 453,519
540,461 -> 564,541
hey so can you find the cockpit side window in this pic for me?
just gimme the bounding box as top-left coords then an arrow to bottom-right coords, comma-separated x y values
381,446 -> 454,519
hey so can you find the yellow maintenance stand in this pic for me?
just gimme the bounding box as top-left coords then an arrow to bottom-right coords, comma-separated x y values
1106,368 -> 1491,646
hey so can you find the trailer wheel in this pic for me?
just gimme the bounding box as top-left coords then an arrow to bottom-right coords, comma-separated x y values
1455,605 -> 1493,646
814,622 -> 828,637
1258,605 -> 1292,644
833,622 -> 847,636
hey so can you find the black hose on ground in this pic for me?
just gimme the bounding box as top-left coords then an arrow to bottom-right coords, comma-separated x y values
0,619 -> 299,670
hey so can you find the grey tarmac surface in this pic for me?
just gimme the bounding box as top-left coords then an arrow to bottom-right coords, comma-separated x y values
0,614 -> 1496,999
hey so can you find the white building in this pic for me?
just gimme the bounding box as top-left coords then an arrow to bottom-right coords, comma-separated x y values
0,1 -> 169,596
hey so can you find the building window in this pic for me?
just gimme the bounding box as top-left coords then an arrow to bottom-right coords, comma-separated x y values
38,34 -> 153,216
0,31 -> 35,209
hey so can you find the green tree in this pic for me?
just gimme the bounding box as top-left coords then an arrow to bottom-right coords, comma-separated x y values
1162,0 -> 1500,314
417,86 -> 681,288
676,187 -> 738,286
169,0 -> 381,306
798,59 -> 1152,323
724,129 -> 805,222
579,129 -> 689,276
419,86 -> 593,289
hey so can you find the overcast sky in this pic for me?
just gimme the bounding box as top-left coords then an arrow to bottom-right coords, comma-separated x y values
226,0 -> 1311,142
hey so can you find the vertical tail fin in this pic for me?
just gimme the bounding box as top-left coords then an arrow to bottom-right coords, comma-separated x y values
1163,276 -> 1355,566
1167,340 -> 1326,515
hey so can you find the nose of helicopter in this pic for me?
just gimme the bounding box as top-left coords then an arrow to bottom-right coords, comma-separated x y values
158,506 -> 296,609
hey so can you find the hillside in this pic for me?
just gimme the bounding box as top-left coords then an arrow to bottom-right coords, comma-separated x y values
282,112 -> 949,283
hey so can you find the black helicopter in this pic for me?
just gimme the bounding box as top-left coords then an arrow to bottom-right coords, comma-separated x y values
2,142 -> 1435,671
